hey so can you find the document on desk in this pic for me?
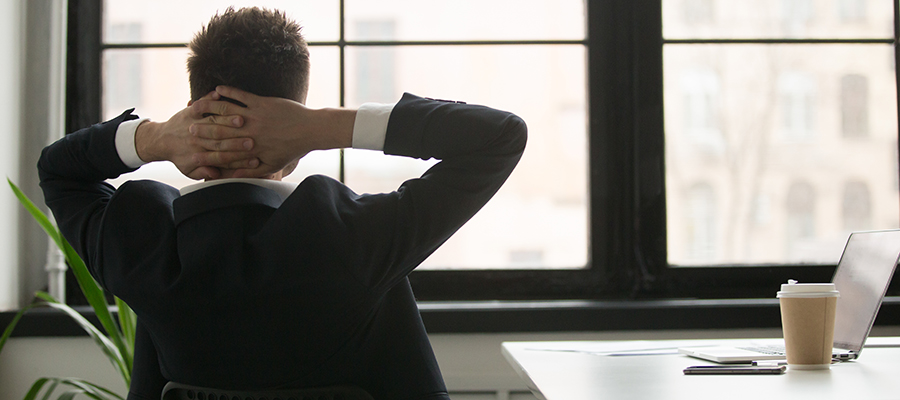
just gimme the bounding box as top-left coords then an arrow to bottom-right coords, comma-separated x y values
522,336 -> 900,358
524,340 -> 700,356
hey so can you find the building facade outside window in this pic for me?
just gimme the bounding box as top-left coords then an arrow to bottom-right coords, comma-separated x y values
841,74 -> 869,138
686,183 -> 717,263
842,180 -> 872,232
664,0 -> 897,269
778,72 -> 817,141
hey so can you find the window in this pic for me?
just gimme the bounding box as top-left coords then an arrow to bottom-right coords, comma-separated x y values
841,74 -> 869,137
842,180 -> 872,232
778,72 -> 817,141
663,0 -> 897,272
786,181 -> 817,261
686,183 -> 717,263
352,20 -> 396,104
681,69 -> 722,152
103,23 -> 142,113
782,0 -> 814,36
67,0 -> 899,303
683,0 -> 714,24
66,0 -> 591,303
837,0 -> 867,22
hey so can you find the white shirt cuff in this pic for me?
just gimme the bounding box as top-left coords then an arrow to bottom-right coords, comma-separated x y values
352,102 -> 394,151
116,118 -> 149,168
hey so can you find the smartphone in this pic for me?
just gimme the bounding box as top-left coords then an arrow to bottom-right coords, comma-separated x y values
683,365 -> 786,375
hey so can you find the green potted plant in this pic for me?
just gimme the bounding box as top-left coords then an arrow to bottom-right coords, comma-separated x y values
0,179 -> 136,400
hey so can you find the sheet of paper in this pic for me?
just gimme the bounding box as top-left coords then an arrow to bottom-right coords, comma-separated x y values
523,340 -> 687,356
522,338 -> 786,356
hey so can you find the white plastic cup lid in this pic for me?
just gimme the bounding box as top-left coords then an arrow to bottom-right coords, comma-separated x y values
776,280 -> 840,298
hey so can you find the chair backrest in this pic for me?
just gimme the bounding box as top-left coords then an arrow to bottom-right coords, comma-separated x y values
161,382 -> 375,400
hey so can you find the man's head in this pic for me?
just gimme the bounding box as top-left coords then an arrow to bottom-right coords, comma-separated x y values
188,7 -> 309,103
188,7 -> 309,179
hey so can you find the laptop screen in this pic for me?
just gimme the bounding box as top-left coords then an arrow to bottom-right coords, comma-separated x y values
832,230 -> 900,352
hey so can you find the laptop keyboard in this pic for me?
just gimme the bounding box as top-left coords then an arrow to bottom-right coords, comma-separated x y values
737,345 -> 786,356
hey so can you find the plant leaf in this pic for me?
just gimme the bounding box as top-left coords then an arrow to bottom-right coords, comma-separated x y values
114,297 -> 136,371
33,293 -> 130,386
9,179 -> 121,338
24,377 -> 51,400
24,377 -> 124,400
8,179 -> 62,249
40,379 -> 60,400
9,179 -> 133,386
0,302 -> 42,354
56,392 -> 85,400
58,378 -> 123,400
59,238 -> 133,381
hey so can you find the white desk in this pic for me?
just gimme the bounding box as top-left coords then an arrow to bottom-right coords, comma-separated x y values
502,337 -> 900,400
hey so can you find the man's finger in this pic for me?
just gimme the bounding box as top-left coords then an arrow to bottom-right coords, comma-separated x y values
225,157 -> 262,170
216,86 -> 259,108
190,123 -> 244,140
197,90 -> 219,102
191,98 -> 242,118
203,113 -> 244,128
193,137 -> 253,152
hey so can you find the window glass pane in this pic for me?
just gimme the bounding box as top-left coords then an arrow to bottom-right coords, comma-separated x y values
344,45 -> 588,269
664,44 -> 899,266
102,48 -> 191,122
287,46 -> 342,184
344,0 -> 585,41
663,0 -> 892,39
103,0 -> 339,44
104,46 -> 342,188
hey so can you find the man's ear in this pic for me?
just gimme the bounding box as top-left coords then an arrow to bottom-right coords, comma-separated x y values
187,100 -> 193,106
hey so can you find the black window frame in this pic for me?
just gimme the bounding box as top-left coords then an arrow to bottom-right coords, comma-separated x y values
65,0 -> 900,306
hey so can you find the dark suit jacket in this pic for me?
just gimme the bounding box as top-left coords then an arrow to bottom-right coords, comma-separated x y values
38,93 -> 526,400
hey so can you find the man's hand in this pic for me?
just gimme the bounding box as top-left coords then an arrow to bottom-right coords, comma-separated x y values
134,92 -> 260,180
189,86 -> 355,179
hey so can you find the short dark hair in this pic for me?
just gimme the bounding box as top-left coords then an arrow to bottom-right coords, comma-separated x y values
187,7 -> 309,102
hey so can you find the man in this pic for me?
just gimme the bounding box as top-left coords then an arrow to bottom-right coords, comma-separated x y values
39,7 -> 526,400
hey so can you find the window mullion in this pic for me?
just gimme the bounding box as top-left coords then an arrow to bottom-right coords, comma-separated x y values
65,0 -> 102,135
588,0 -> 663,296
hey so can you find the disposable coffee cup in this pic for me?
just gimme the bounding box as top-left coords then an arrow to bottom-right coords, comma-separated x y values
776,280 -> 840,370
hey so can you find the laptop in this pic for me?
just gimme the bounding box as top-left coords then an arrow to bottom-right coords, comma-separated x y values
678,229 -> 900,364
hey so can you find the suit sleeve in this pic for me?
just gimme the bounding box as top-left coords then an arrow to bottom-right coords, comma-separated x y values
37,109 -> 140,288
335,93 -> 527,291
38,110 -> 173,399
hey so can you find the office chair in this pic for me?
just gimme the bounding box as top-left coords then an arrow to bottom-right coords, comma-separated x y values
161,381 -> 375,400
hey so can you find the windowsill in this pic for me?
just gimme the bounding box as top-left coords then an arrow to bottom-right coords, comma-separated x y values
4,297 -> 900,336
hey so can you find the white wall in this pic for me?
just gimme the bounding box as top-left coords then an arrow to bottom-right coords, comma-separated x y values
19,0 -> 69,308
0,0 -> 24,311
0,0 -> 68,311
